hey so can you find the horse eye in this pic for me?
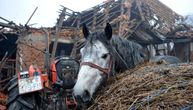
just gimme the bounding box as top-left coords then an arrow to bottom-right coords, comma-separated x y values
101,54 -> 108,59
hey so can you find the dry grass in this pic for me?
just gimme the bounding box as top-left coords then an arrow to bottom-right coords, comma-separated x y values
87,62 -> 193,110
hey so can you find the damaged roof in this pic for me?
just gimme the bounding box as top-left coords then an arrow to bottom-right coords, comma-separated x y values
58,0 -> 188,44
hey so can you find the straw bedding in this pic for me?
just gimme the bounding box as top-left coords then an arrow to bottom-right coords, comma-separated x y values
87,62 -> 193,110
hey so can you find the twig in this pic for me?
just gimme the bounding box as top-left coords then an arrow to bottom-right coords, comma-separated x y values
128,98 -> 139,110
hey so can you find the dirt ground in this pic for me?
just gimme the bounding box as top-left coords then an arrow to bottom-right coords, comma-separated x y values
87,62 -> 193,110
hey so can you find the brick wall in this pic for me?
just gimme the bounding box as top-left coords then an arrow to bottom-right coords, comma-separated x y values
16,29 -> 81,72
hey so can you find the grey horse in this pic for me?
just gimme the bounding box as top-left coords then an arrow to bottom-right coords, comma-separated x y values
73,23 -> 145,102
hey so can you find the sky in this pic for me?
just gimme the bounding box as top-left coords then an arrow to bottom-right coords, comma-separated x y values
0,0 -> 192,27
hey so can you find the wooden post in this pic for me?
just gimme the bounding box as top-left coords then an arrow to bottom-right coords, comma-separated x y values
187,41 -> 191,63
149,44 -> 155,57
92,7 -> 97,30
104,2 -> 110,26
77,13 -> 81,29
136,0 -> 145,21
126,0 -> 132,21
119,0 -> 134,37
42,29 -> 50,74
51,8 -> 66,59
118,0 -> 125,36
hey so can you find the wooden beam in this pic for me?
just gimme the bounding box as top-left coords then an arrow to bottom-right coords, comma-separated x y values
51,8 -> 66,59
77,14 -> 81,29
118,0 -> 125,36
42,29 -> 50,73
136,0 -> 145,21
92,7 -> 98,29
103,2 -> 110,26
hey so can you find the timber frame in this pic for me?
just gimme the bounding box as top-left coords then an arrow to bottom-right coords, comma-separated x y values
0,0 -> 193,86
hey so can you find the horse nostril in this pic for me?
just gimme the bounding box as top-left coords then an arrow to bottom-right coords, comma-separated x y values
82,90 -> 91,103
75,95 -> 81,100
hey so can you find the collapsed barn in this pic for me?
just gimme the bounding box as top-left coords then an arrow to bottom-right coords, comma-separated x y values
0,0 -> 193,78
60,0 -> 193,62
0,0 -> 193,109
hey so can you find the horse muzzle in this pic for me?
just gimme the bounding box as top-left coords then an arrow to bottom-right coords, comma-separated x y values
75,90 -> 91,103
82,90 -> 91,103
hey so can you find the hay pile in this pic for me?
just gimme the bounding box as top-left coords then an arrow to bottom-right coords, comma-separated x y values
88,62 -> 193,110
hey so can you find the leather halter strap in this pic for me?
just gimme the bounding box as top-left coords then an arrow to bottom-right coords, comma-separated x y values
81,57 -> 112,77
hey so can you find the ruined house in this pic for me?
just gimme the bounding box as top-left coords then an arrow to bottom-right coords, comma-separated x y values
60,0 -> 192,62
0,0 -> 192,83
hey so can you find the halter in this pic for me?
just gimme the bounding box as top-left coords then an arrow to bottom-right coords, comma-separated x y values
80,56 -> 113,77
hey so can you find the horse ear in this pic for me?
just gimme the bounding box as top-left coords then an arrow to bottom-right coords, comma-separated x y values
105,23 -> 112,40
82,24 -> 89,39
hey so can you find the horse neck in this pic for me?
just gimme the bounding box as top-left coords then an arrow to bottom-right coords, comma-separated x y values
109,37 -> 129,72
110,36 -> 144,72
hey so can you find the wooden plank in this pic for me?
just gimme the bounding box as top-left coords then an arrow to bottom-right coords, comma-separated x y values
51,8 -> 66,59
118,0 -> 125,36
104,2 -> 110,26
136,0 -> 145,21
92,7 -> 98,29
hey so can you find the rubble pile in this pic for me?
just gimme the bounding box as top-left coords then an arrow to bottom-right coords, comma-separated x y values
59,29 -> 82,40
88,62 -> 193,110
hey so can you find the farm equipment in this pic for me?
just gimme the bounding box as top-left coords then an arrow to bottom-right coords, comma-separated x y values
6,56 -> 80,110
5,29 -> 82,110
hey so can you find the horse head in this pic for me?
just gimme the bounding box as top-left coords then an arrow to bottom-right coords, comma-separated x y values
73,23 -> 113,103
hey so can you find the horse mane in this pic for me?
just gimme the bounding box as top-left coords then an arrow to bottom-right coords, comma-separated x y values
84,30 -> 145,73
110,35 -> 144,72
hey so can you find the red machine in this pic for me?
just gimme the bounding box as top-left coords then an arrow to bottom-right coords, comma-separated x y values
7,56 -> 80,110
6,26 -> 82,109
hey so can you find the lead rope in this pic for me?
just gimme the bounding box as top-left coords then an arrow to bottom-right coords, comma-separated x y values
111,47 -> 129,69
